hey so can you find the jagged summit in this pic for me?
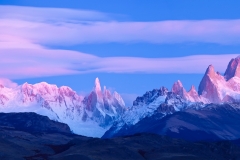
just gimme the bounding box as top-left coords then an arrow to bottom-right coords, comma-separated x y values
84,77 -> 125,121
172,80 -> 188,99
172,80 -> 183,90
198,65 -> 219,96
189,85 -> 196,92
205,65 -> 217,77
172,80 -> 184,90
95,77 -> 102,92
224,57 -> 240,81
188,85 -> 199,101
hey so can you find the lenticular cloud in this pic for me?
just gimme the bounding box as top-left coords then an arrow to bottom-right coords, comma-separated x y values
0,47 -> 238,79
1,5 -> 240,47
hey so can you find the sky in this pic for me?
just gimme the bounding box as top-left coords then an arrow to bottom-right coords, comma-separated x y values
0,0 -> 240,106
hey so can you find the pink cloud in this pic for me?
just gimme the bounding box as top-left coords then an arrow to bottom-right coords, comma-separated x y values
1,5 -> 240,47
0,5 -> 111,22
0,48 -> 98,79
0,35 -> 43,49
2,20 -> 239,45
94,54 -> 240,74
0,47 -> 238,79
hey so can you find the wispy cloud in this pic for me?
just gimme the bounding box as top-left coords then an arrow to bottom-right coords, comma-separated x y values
2,19 -> 240,46
93,54 -> 240,74
0,48 -> 97,79
1,5 -> 240,47
0,5 -> 112,22
0,47 -> 238,79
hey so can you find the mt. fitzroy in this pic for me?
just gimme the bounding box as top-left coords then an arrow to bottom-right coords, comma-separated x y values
103,56 -> 240,139
0,78 -> 125,137
173,56 -> 240,103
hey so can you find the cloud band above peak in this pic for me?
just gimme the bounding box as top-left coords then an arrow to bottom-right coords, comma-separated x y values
0,5 -> 240,46
0,47 -> 238,79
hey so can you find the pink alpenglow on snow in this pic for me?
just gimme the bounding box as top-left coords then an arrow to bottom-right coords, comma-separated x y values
84,78 -> 125,116
0,78 -> 126,137
188,85 -> 200,102
172,80 -> 188,99
172,80 -> 200,102
224,56 -> 240,80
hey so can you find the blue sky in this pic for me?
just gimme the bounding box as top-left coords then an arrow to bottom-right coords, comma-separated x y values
0,1 -> 240,106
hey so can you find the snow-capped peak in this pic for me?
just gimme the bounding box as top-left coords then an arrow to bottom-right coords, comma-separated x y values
189,85 -> 196,93
172,80 -> 186,95
172,80 -> 201,102
83,78 -> 126,126
224,56 -> 240,81
188,85 -> 197,96
188,85 -> 201,102
198,65 -> 224,103
103,86 -> 112,99
94,77 -> 104,104
199,65 -> 219,94
172,80 -> 189,100
205,64 -> 216,77
113,91 -> 125,107
95,77 -> 102,92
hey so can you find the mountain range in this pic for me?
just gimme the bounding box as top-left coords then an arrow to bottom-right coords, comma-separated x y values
0,77 -> 125,137
1,56 -> 240,139
103,56 -> 240,140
